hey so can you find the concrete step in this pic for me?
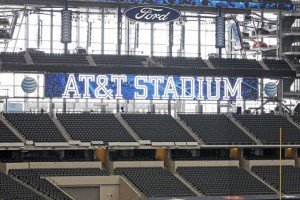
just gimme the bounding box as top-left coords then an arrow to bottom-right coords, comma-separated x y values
51,116 -> 72,141
258,60 -> 269,70
227,114 -> 263,145
9,173 -> 54,200
285,114 -> 300,131
85,55 -> 97,66
0,117 -> 26,143
174,173 -> 203,196
250,171 -> 279,195
45,177 -> 75,200
114,113 -> 141,142
204,60 -> 215,69
175,118 -> 204,145
24,52 -> 34,65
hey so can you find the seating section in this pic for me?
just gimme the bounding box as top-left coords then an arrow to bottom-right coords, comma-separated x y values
178,114 -> 254,144
57,113 -> 135,143
0,120 -> 21,142
4,113 -> 65,142
177,166 -> 275,196
252,165 -> 300,194
263,59 -> 292,70
0,52 -> 26,63
209,58 -> 263,70
10,168 -> 109,200
121,114 -> 195,142
92,54 -> 147,67
30,53 -> 89,65
291,115 -> 300,124
233,114 -> 300,144
152,56 -> 209,69
115,167 -> 195,197
0,171 -> 46,200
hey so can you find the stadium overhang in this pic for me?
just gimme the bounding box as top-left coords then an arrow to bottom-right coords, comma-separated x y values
1,0 -> 296,14
0,63 -> 296,78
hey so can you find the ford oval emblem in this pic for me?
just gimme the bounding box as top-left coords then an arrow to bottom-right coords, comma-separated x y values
124,5 -> 181,23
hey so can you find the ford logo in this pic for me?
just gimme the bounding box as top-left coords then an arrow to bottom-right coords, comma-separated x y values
124,5 -> 181,23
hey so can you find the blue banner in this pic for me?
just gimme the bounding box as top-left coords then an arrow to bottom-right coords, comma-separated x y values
45,74 -> 258,100
91,0 -> 296,11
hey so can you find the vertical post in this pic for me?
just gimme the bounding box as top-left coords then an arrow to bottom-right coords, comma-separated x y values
76,13 -> 80,48
278,79 -> 283,115
168,100 -> 171,115
25,12 -> 29,49
37,75 -> 40,111
37,14 -> 41,49
117,4 -> 122,55
168,21 -> 174,57
150,23 -> 154,57
64,0 -> 68,54
279,127 -> 282,200
116,99 -> 120,113
101,8 -> 105,54
50,9 -> 53,53
5,98 -> 8,113
198,16 -> 201,58
63,98 -> 66,113
218,8 -> 222,58
125,18 -> 130,54
278,10 -> 282,58
260,78 -> 264,114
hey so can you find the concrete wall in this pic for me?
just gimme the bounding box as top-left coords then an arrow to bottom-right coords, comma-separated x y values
2,162 -> 30,173
119,177 -> 142,200
296,157 -> 300,167
241,159 -> 295,171
51,176 -> 120,200
61,186 -> 99,200
0,163 -> 6,173
29,161 -> 102,169
174,160 -> 239,170
248,159 -> 295,167
2,161 -> 102,173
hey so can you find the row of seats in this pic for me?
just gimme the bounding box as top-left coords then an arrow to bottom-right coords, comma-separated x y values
92,54 -> 147,67
5,165 -> 298,198
252,165 -> 300,194
178,114 -> 255,144
115,167 -> 195,197
0,52 -> 26,63
2,113 -> 300,144
177,166 -> 275,195
234,114 -> 300,144
0,52 -> 294,71
30,53 -> 89,65
4,113 -> 66,142
152,56 -> 209,69
10,168 -> 109,200
263,59 -> 291,70
121,113 -> 195,142
57,113 -> 135,143
0,171 -> 46,200
0,120 -> 21,142
209,58 -> 264,70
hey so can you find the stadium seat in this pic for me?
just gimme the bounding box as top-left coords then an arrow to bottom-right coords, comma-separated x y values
3,113 -> 66,142
177,166 -> 276,195
121,113 -> 196,142
115,167 -> 195,197
178,114 -> 255,144
57,113 -> 135,143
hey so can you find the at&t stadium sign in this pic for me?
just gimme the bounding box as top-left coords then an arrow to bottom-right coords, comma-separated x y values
45,73 -> 258,101
124,5 -> 181,23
